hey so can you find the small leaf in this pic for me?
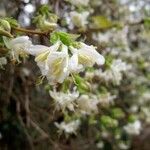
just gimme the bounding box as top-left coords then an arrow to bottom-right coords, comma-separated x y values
50,31 -> 80,46
100,115 -> 118,128
0,19 -> 11,32
4,17 -> 19,27
91,16 -> 113,29
144,17 -> 150,28
38,5 -> 52,16
111,108 -> 125,119
73,74 -> 90,94
105,55 -> 114,69
0,28 -> 13,38
128,115 -> 137,123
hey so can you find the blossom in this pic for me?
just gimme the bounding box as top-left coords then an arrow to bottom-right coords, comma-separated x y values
77,95 -> 100,114
28,40 -> 61,76
118,142 -> 129,150
70,11 -> 89,28
141,107 -> 150,123
69,43 -> 105,72
55,119 -> 80,134
96,141 -> 104,149
69,47 -> 83,73
111,59 -> 131,72
69,0 -> 89,7
78,43 -> 105,67
110,59 -> 131,84
49,87 -> 79,111
28,40 -> 72,84
28,40 -> 105,84
3,36 -> 32,62
99,93 -> 116,106
95,59 -> 131,85
0,57 -> 7,68
46,44 -> 70,84
123,120 -> 142,135
92,26 -> 130,52
28,41 -> 71,84
38,17 -> 57,31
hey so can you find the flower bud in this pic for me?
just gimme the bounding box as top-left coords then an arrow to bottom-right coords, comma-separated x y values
36,14 -> 58,31
0,19 -> 11,32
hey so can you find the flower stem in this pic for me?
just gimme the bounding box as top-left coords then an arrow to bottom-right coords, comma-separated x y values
12,27 -> 52,36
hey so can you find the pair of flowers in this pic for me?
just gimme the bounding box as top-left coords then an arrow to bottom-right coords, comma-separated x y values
4,35 -> 105,85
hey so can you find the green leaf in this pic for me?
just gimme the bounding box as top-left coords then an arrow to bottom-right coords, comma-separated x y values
33,5 -> 58,31
0,19 -> 11,32
91,16 -> 113,29
72,74 -> 90,94
111,108 -> 125,119
0,28 -> 13,38
144,17 -> 150,28
100,115 -> 118,128
50,31 -> 80,46
38,5 -> 52,16
4,17 -> 19,27
105,55 -> 114,69
128,115 -> 137,123
61,79 -> 71,92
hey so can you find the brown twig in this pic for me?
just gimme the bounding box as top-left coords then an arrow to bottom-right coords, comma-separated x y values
12,26 -> 52,36
30,120 -> 49,143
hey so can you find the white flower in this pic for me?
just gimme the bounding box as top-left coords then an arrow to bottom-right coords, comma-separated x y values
3,36 -> 32,62
55,120 -> 80,134
99,93 -> 116,105
78,43 -> 105,66
77,95 -> 100,114
69,47 -> 83,73
46,44 -> 70,84
124,120 -> 142,135
118,142 -> 129,150
92,32 -> 111,44
0,57 -> 7,68
93,27 -> 129,50
70,11 -> 89,28
111,59 -> 131,72
28,40 -> 61,76
69,0 -> 89,7
140,92 -> 150,104
49,87 -> 79,111
28,41 -> 71,84
69,43 -> 105,72
85,71 -> 95,79
95,59 -> 131,85
110,59 -> 131,84
96,141 -> 104,149
141,107 -> 150,123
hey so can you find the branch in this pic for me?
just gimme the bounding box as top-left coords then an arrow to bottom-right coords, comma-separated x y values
0,47 -> 8,54
30,120 -> 49,143
12,27 -> 52,36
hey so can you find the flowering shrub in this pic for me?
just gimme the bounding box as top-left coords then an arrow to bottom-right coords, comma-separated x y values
0,0 -> 150,149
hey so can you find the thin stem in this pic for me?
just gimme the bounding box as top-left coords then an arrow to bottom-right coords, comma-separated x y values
12,27 -> 52,36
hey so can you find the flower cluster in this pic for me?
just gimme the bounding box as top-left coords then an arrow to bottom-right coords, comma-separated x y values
55,119 -> 80,135
0,1 -> 150,149
3,33 -> 105,85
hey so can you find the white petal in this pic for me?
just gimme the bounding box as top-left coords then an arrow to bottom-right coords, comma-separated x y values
27,40 -> 61,56
69,46 -> 83,72
37,61 -> 49,75
80,42 -> 105,65
69,53 -> 83,73
3,36 -> 31,50
46,47 -> 69,84
28,45 -> 50,56
9,36 -> 30,45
